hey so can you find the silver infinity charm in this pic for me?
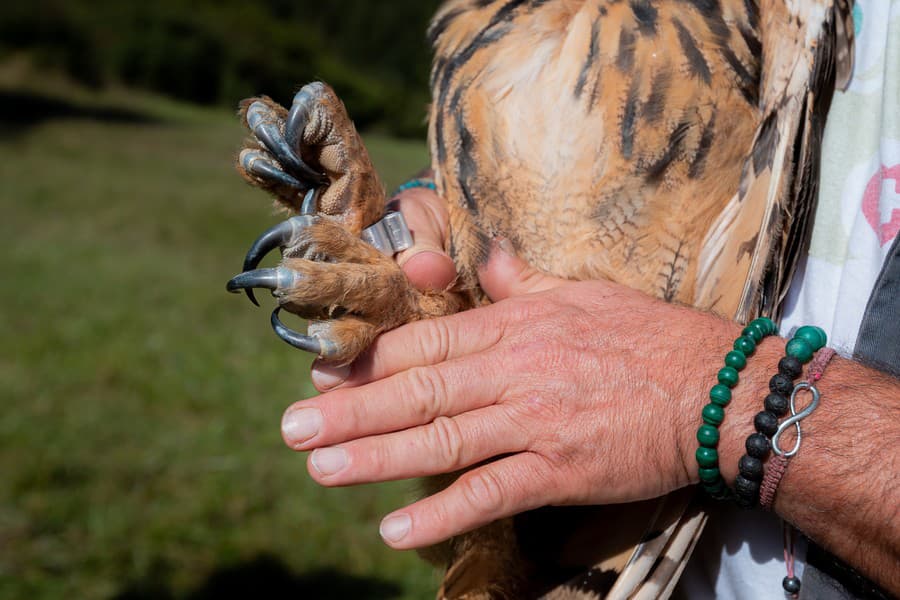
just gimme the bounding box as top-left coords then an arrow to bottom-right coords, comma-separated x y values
772,381 -> 821,458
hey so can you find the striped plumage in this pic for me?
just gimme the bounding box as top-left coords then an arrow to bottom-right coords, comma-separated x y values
427,0 -> 851,322
429,0 -> 760,310
228,0 -> 854,597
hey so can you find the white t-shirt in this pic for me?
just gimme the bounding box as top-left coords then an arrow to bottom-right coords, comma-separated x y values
678,1 -> 900,597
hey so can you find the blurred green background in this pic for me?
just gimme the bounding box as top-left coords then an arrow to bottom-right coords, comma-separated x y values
1,1 -> 444,598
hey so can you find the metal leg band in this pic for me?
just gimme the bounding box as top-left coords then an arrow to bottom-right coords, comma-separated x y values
361,211 -> 414,256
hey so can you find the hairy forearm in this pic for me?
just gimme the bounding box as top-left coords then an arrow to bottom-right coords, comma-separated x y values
682,318 -> 900,594
776,357 -> 900,594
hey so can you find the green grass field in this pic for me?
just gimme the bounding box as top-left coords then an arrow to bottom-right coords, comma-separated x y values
0,82 -> 437,599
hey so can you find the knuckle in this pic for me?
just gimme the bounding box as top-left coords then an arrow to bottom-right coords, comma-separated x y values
403,366 -> 448,421
345,396 -> 371,437
366,441 -> 391,477
304,81 -> 327,96
507,390 -> 563,427
460,469 -> 506,516
417,318 -> 453,364
530,454 -> 568,502
424,495 -> 456,539
555,306 -> 593,340
428,416 -> 464,470
499,297 -> 544,325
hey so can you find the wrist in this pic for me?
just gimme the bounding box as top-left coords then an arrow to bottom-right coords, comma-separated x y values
668,308 -> 743,488
713,334 -> 785,487
675,317 -> 787,490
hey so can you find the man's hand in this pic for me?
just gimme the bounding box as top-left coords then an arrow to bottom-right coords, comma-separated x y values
286,280 -> 736,550
295,183 -> 720,550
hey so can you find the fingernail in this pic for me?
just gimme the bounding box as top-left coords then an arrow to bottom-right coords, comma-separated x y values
398,249 -> 444,268
311,447 -> 347,475
496,236 -> 516,256
282,408 -> 322,444
380,514 -> 411,543
311,362 -> 350,390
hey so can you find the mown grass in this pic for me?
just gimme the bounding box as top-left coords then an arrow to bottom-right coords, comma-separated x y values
0,83 -> 437,599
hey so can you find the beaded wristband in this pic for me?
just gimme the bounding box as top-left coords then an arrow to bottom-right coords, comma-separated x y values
696,316 -> 778,500
391,177 -> 437,197
733,325 -> 828,508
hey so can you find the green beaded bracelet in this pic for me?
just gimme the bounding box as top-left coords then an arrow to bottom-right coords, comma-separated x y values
696,317 -> 777,500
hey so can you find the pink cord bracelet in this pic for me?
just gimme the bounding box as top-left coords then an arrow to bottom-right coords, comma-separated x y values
760,346 -> 835,597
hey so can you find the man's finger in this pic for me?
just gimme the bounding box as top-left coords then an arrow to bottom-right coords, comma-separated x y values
392,187 -> 457,292
378,452 -> 557,549
284,349 -> 508,450
478,238 -> 565,301
314,304 -> 507,391
305,407 -> 528,485
400,250 -> 457,293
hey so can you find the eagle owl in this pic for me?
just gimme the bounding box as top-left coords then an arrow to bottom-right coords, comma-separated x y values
227,0 -> 854,597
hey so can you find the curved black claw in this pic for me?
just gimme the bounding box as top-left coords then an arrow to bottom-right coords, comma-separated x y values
247,101 -> 326,185
226,268 -> 300,307
284,87 -> 315,153
271,307 -> 323,355
237,217 -> 304,305
299,187 -> 319,216
238,208 -> 317,306
240,149 -> 306,191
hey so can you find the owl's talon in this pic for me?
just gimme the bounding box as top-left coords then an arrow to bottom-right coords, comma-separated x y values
240,149 -> 307,191
226,268 -> 302,304
284,87 -> 316,152
299,187 -> 319,215
271,308 -> 331,356
237,191 -> 321,305
242,220 -> 294,284
246,101 -> 325,184
242,215 -> 317,271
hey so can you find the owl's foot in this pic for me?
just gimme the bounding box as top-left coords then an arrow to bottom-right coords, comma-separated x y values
236,81 -> 386,234
228,81 -> 450,363
227,209 -> 450,364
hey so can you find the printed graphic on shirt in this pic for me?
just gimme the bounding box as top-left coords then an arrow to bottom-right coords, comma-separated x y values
863,163 -> 900,246
781,0 -> 900,351
806,1 -> 900,264
847,0 -> 891,96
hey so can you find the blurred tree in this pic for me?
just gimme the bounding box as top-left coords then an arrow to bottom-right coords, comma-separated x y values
0,0 -> 444,136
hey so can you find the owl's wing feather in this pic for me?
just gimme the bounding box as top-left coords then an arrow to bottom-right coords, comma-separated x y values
618,2 -> 855,598
694,0 -> 854,324
605,490 -> 704,600
631,500 -> 707,600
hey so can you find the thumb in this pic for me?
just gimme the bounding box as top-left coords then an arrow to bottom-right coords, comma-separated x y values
478,238 -> 566,301
391,187 -> 457,292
